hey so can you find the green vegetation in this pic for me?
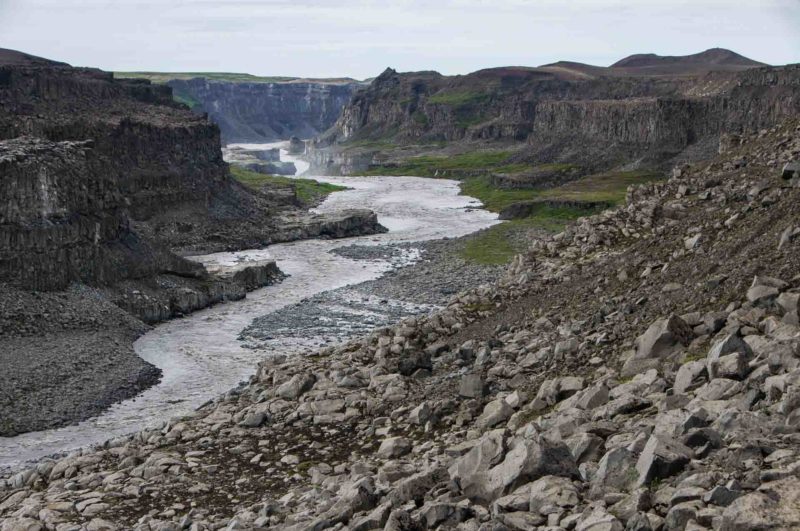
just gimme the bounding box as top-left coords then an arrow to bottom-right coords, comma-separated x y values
412,110 -> 429,126
171,91 -> 199,109
461,176 -> 541,212
114,72 -> 359,84
361,151 -> 513,176
458,169 -> 663,265
461,170 -> 661,214
230,166 -> 347,205
537,170 -> 662,204
459,207 -> 599,265
428,90 -> 489,106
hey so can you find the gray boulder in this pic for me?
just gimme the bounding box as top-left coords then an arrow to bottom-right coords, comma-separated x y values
706,334 -> 752,380
636,434 -> 693,486
633,315 -> 693,360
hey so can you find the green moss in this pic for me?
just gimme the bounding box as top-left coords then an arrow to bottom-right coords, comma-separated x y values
172,91 -> 199,109
230,166 -> 347,204
360,151 -> 513,177
463,302 -> 496,313
461,170 -> 662,214
538,170 -> 662,204
412,110 -> 429,126
459,205 -> 605,265
296,461 -> 316,476
428,90 -> 489,106
461,176 -> 540,212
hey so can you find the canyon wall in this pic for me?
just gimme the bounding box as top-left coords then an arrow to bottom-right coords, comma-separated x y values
316,62 -> 800,169
167,78 -> 364,144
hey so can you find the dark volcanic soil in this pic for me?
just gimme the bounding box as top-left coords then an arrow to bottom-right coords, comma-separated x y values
0,285 -> 157,436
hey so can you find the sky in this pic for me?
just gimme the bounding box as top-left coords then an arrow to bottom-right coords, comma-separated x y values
1,0 -> 798,79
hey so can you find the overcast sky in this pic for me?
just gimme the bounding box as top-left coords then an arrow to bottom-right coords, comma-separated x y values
1,0 -> 798,79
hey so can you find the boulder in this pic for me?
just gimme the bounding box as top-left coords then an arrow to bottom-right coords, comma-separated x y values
633,315 -> 693,360
477,399 -> 514,429
635,434 -> 693,486
721,478 -> 800,530
781,161 -> 800,179
276,373 -> 316,400
674,360 -> 707,394
377,437 -> 412,458
450,430 -> 577,503
459,373 -> 487,398
706,334 -> 752,380
527,475 -> 580,514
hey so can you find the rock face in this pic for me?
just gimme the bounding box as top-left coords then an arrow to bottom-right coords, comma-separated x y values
167,77 -> 364,143
312,50 -> 799,174
0,49 -> 384,287
0,49 -> 385,434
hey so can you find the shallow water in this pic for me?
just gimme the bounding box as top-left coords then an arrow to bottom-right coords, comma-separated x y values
0,147 -> 498,470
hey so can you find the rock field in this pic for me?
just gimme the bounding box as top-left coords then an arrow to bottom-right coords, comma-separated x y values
2,114 -> 799,531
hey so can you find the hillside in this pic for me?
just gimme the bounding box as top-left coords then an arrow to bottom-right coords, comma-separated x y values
3,113 -> 800,529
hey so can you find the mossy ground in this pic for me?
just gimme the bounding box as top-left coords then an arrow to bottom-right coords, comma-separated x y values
457,170 -> 663,265
230,166 -> 347,205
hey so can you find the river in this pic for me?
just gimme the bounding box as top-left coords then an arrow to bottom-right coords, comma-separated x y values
0,142 -> 498,470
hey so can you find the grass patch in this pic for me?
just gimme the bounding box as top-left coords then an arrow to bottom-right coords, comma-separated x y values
538,170 -> 662,204
412,110 -> 429,126
172,91 -> 199,109
428,90 -> 489,106
461,170 -> 662,213
361,151 -> 512,177
461,176 -> 540,212
230,166 -> 347,204
460,210 -> 586,265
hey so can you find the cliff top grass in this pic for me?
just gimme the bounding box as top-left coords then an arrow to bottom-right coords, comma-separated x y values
114,72 -> 360,85
230,166 -> 347,205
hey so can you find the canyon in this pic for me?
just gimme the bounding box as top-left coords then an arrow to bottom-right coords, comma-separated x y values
310,49 -> 799,179
116,72 -> 365,144
0,48 -> 383,436
1,44 -> 800,531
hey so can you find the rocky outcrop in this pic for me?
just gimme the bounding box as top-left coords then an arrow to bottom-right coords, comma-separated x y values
312,53 -> 799,174
0,50 -> 385,435
167,77 -> 364,143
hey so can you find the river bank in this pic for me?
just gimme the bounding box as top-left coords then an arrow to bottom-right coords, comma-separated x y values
0,171 -> 498,471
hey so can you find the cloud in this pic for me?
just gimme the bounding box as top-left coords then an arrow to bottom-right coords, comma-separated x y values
0,0 -> 797,78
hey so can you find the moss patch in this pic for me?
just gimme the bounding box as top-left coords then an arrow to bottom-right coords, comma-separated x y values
230,166 -> 347,205
427,90 -> 489,106
462,170 -> 663,214
361,151 -> 513,177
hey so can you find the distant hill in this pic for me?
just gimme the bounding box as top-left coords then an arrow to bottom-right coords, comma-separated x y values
0,48 -> 68,67
540,48 -> 768,78
613,48 -> 766,69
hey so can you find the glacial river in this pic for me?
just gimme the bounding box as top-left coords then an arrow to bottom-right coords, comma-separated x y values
0,143 -> 498,470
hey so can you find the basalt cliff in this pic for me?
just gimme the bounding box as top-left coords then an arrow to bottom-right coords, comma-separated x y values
0,48 -> 383,435
166,77 -> 364,144
311,49 -> 799,176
